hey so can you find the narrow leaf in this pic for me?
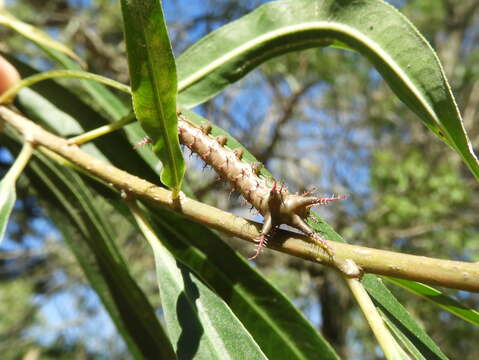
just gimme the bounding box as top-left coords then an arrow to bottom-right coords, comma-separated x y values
130,202 -> 267,360
121,0 -> 185,193
0,10 -> 83,65
176,0 -> 479,181
35,51 -> 128,121
385,277 -> 479,327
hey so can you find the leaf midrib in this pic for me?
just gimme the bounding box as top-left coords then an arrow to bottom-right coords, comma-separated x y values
178,21 -> 437,128
137,7 -> 180,188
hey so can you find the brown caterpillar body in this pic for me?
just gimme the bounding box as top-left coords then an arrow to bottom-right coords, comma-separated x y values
175,113 -> 345,260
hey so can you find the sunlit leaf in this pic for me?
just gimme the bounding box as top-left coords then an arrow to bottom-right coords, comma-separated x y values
385,277 -> 479,327
131,203 -> 267,360
121,0 -> 185,193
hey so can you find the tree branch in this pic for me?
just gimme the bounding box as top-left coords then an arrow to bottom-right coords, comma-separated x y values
2,105 -> 479,292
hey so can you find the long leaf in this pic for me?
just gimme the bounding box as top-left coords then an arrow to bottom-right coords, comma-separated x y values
385,277 -> 479,327
121,0 -> 185,193
176,0 -> 479,181
12,59 -> 340,360
131,202 -> 267,360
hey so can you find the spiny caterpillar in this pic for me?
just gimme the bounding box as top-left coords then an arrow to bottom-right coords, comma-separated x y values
134,115 -> 345,259
174,112 -> 346,260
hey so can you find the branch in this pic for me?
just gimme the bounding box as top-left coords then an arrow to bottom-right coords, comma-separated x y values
2,105 -> 479,292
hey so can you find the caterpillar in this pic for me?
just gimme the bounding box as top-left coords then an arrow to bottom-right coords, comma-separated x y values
173,112 -> 346,260
134,114 -> 345,259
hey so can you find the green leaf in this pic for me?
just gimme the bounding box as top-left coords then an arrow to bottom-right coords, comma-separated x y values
3,50 -> 128,121
11,60 -> 340,360
131,203 -> 267,360
49,52 -> 128,121
0,10 -> 83,66
121,0 -> 185,193
176,0 -> 479,182
385,277 -> 479,327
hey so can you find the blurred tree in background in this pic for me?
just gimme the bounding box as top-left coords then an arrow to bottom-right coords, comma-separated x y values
1,0 -> 478,359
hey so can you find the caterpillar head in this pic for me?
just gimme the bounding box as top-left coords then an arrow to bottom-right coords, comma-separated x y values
265,181 -> 346,232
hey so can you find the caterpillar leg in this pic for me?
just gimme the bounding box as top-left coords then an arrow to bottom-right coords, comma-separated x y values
249,234 -> 269,260
249,213 -> 272,260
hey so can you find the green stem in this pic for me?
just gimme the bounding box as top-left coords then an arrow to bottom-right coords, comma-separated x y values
0,70 -> 131,104
346,276 -> 408,360
3,141 -> 33,184
68,113 -> 136,145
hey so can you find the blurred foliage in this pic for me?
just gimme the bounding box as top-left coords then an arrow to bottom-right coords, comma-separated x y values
1,0 -> 479,359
